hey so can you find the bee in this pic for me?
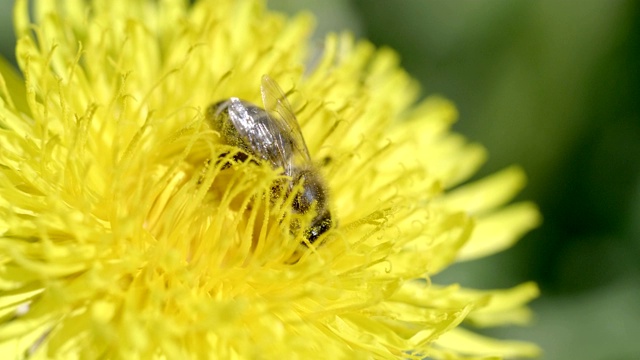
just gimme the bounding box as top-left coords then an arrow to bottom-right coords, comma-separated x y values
207,75 -> 332,243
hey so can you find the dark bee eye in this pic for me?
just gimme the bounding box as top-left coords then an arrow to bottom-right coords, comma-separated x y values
304,211 -> 332,244
292,170 -> 326,213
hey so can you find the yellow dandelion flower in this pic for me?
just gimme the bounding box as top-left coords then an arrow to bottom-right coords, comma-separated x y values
0,0 -> 541,359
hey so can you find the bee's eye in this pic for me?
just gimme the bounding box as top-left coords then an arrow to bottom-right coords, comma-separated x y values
292,171 -> 326,214
304,211 -> 332,244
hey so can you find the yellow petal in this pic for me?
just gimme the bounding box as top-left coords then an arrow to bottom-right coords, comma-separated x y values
435,327 -> 541,358
463,282 -> 540,327
438,166 -> 527,215
457,202 -> 541,261
0,55 -> 29,115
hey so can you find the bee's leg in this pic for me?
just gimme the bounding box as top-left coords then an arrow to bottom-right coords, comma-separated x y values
232,151 -> 250,163
269,179 -> 287,205
210,151 -> 229,170
215,151 -> 260,170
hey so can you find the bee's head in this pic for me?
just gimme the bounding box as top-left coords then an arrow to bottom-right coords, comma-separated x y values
292,169 -> 332,244
305,210 -> 332,244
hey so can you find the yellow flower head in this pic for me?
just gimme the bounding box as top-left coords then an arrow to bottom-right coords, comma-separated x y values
0,0 -> 541,358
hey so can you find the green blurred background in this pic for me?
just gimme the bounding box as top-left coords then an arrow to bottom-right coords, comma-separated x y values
1,1 -> 639,359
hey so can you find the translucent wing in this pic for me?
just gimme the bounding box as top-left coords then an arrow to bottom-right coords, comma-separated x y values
260,75 -> 312,168
223,97 -> 293,173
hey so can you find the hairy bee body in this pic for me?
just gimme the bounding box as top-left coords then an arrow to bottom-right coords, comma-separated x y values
208,76 -> 332,243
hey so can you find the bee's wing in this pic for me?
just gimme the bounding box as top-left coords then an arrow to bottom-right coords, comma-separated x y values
225,97 -> 291,172
260,75 -> 312,172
